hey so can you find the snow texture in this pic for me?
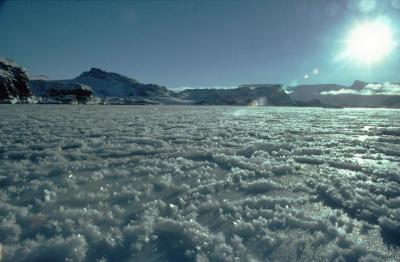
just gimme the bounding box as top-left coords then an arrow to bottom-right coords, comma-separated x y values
0,105 -> 399,261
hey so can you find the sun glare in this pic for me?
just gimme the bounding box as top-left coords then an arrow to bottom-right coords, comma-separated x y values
344,20 -> 395,64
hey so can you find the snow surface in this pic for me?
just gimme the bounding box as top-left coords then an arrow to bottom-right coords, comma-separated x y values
0,105 -> 399,261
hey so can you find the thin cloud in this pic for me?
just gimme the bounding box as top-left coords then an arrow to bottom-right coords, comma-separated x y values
321,82 -> 400,96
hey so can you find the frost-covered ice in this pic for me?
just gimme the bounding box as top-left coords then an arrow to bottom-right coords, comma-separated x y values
0,105 -> 399,261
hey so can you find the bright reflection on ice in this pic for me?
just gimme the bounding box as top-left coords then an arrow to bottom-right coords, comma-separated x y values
357,135 -> 369,141
362,125 -> 373,131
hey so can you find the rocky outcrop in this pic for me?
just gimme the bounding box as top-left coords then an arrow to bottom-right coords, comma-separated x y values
180,84 -> 292,106
29,80 -> 93,104
351,80 -> 368,90
0,59 -> 32,103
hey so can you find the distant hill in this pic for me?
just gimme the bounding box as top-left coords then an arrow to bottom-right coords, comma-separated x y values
288,80 -> 400,108
289,83 -> 348,102
180,84 -> 292,106
73,68 -> 174,98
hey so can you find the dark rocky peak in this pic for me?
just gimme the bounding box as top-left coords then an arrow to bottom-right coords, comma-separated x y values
76,67 -> 139,83
351,80 -> 368,90
83,67 -> 108,79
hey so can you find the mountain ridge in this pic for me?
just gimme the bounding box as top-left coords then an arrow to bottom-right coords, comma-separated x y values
288,80 -> 400,108
28,66 -> 292,105
1,58 -> 399,107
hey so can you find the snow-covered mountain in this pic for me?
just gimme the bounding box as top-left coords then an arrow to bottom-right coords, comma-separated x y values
0,59 -> 34,103
72,68 -> 173,98
29,67 -> 183,104
28,68 -> 292,106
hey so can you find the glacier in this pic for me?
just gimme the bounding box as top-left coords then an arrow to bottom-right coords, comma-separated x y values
0,105 -> 399,261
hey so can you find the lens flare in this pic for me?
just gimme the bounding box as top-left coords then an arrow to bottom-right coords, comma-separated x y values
336,19 -> 395,65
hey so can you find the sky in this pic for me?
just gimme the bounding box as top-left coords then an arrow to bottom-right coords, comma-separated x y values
1,0 -> 400,89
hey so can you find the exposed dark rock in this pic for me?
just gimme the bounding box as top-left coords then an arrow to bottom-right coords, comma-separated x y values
351,80 -> 368,90
29,80 -> 93,104
77,67 -> 137,82
48,83 -> 92,102
0,59 -> 32,103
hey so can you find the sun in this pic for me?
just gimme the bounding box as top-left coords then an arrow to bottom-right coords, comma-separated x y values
344,20 -> 395,64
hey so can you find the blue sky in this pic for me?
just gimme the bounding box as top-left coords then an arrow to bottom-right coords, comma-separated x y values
1,0 -> 400,89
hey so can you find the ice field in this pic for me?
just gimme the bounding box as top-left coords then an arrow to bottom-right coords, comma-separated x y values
0,105 -> 400,261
